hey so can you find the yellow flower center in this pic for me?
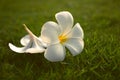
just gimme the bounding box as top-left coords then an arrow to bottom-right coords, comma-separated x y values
59,34 -> 68,44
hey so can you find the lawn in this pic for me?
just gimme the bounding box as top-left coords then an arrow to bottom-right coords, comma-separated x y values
0,0 -> 120,80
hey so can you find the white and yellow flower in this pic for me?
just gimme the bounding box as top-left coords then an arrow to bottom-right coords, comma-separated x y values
9,24 -> 46,53
8,11 -> 84,62
41,11 -> 84,62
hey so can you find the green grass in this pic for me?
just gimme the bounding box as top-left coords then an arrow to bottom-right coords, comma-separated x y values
0,0 -> 120,80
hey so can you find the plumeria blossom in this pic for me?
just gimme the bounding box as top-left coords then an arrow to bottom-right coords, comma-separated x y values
9,24 -> 46,53
41,11 -> 84,62
8,11 -> 84,62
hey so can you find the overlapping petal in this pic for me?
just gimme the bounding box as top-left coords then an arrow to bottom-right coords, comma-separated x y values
65,38 -> 84,56
41,21 -> 59,44
55,11 -> 73,34
68,23 -> 84,39
9,24 -> 45,53
20,35 -> 30,46
44,43 -> 65,62
9,39 -> 45,53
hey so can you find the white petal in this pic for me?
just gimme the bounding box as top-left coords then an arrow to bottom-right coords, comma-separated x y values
25,47 -> 45,53
25,38 -> 45,53
68,23 -> 84,39
9,39 -> 45,53
41,21 -> 59,44
44,43 -> 65,62
55,11 -> 73,34
9,43 -> 26,53
65,38 -> 84,56
38,37 -> 48,48
20,35 -> 30,46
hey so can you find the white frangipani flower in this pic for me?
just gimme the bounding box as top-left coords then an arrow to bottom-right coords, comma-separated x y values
41,11 -> 84,62
9,24 -> 45,53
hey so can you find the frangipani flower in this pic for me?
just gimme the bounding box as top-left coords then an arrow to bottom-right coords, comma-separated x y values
9,24 -> 45,53
8,11 -> 84,62
41,11 -> 84,62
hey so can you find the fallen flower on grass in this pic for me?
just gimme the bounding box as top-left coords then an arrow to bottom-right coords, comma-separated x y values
8,11 -> 84,62
41,11 -> 84,62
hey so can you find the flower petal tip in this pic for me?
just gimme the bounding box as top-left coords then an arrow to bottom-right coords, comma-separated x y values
8,43 -> 24,53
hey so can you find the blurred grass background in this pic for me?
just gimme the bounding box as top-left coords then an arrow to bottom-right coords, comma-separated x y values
0,0 -> 120,80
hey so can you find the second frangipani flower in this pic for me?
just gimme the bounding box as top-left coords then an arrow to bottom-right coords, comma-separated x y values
41,11 -> 84,62
9,24 -> 46,53
8,11 -> 84,62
